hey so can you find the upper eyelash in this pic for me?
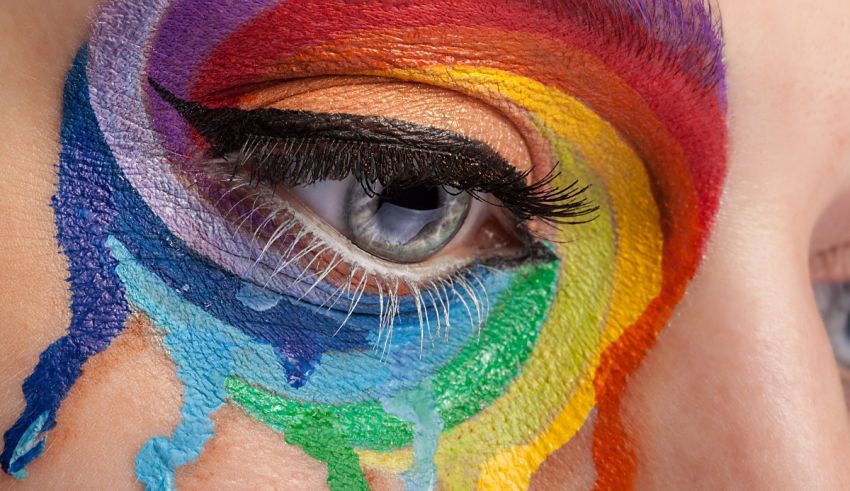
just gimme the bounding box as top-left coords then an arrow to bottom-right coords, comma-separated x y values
149,78 -> 600,224
211,163 -> 556,294
227,133 -> 598,225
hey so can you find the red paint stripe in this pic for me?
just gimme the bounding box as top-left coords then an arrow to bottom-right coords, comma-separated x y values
192,0 -> 724,217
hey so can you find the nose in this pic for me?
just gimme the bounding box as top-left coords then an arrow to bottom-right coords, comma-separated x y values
618,1 -> 850,484
622,210 -> 850,488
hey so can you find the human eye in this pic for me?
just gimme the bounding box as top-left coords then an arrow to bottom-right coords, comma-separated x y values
150,78 -> 593,276
811,196 -> 850,404
814,281 -> 850,370
1,1 -> 729,489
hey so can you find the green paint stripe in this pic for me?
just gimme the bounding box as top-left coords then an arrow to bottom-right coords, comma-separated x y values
225,260 -> 558,454
226,377 -> 369,490
226,376 -> 413,451
432,260 -> 558,427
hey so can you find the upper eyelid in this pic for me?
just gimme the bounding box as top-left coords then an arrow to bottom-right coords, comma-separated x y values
150,78 -> 599,224
150,77 -> 510,159
812,242 -> 850,283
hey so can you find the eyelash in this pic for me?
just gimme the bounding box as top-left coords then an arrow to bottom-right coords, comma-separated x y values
214,171 -> 506,347
150,78 -> 599,225
224,133 -> 597,225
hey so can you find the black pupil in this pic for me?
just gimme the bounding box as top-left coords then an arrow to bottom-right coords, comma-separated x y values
378,185 -> 442,211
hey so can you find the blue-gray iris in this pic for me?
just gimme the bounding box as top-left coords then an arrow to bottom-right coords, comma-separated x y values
346,182 -> 471,263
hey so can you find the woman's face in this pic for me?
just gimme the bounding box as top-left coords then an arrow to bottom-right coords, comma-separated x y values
0,0 -> 848,489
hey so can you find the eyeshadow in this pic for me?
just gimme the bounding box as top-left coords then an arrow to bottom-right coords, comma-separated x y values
2,1 -> 728,489
151,78 -> 598,223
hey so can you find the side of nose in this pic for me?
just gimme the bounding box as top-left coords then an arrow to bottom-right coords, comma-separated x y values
622,213 -> 850,488
618,1 -> 850,479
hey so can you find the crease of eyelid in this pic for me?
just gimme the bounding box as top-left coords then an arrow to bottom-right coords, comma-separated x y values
195,75 -> 539,168
233,75 -> 545,172
812,242 -> 850,282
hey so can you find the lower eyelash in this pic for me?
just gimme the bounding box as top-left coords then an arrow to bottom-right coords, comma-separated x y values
211,172 -> 500,352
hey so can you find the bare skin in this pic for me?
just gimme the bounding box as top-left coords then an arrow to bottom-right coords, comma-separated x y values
1,0 -> 849,489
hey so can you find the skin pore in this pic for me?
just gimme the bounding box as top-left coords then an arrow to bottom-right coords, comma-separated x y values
1,1 -> 849,490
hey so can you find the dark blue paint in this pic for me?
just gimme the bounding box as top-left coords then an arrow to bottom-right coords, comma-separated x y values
1,48 -> 130,474
2,46 -> 413,476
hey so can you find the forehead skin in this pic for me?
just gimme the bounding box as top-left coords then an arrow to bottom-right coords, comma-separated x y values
1,1 -> 849,490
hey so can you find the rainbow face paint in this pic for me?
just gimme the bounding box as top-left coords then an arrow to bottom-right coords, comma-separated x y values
1,1 -> 728,490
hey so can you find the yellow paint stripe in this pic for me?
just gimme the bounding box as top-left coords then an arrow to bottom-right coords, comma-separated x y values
360,66 -> 664,489
356,448 -> 413,474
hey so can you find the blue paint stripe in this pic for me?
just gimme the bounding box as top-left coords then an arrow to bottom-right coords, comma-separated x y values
1,47 -> 130,475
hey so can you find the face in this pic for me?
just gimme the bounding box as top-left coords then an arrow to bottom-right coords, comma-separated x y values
0,0 -> 849,489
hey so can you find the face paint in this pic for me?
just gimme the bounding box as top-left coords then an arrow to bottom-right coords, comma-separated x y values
2,1 -> 727,490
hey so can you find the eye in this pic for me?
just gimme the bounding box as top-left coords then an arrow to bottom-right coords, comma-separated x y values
150,78 -> 598,280
293,178 -> 473,263
814,282 -> 850,369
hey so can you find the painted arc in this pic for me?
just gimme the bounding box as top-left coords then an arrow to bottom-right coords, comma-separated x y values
1,1 -> 727,490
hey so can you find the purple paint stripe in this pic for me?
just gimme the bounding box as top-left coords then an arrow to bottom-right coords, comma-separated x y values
144,0 -> 279,180
146,0 -> 279,97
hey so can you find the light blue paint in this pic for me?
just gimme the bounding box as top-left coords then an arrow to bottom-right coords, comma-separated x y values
236,282 -> 282,312
382,380 -> 442,491
135,325 -> 231,490
108,236 -> 264,489
106,235 -> 511,405
105,236 -> 507,489
7,411 -> 50,479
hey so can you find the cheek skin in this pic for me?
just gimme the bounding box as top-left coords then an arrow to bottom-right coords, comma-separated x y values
1,318 -> 182,490
175,405 -> 332,490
